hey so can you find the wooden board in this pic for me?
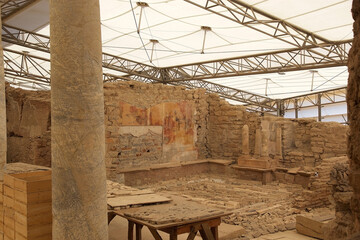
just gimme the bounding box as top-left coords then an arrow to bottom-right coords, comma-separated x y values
116,210 -> 230,230
296,215 -> 334,239
106,180 -> 154,198
107,189 -> 153,198
107,194 -> 171,208
115,196 -> 229,227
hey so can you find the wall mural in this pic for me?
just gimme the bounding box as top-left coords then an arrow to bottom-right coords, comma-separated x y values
115,100 -> 197,166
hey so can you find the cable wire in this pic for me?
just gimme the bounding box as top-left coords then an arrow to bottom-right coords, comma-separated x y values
129,0 -> 155,66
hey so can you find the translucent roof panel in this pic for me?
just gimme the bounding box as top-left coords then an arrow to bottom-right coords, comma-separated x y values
97,0 -> 353,67
247,0 -> 353,41
99,0 -> 295,66
1,0 -> 353,100
214,66 -> 348,100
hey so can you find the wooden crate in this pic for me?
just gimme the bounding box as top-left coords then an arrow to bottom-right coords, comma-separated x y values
3,171 -> 51,240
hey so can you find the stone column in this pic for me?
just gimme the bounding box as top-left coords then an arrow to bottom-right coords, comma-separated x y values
0,8 -> 6,180
276,127 -> 282,158
254,128 -> 262,157
347,0 -> 360,234
261,121 -> 269,158
50,1 -> 108,239
242,125 -> 250,155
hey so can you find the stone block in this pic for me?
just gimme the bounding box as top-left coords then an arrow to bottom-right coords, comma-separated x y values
284,174 -> 295,183
294,174 -> 310,188
311,147 -> 324,154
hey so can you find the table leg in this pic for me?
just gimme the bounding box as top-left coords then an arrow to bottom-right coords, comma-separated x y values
136,224 -> 143,240
199,223 -> 215,240
186,226 -> 198,240
169,228 -> 177,240
211,227 -> 218,240
108,211 -> 116,224
128,221 -> 134,240
149,227 -> 163,240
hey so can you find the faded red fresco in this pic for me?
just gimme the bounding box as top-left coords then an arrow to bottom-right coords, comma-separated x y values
118,102 -> 147,126
162,102 -> 194,145
118,101 -> 195,147
149,104 -> 163,126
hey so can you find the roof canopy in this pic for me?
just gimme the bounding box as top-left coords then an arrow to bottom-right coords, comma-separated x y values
0,0 -> 353,110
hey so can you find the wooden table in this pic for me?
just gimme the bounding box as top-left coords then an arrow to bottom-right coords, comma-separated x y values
114,209 -> 230,240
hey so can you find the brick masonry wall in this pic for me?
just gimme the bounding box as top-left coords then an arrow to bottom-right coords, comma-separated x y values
5,81 -> 210,178
103,81 -> 209,179
5,80 -> 348,180
280,119 -> 347,168
292,156 -> 348,210
207,93 -> 261,160
107,129 -> 163,168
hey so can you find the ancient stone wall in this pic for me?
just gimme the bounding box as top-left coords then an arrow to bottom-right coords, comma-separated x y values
292,156 -> 348,210
206,93 -> 260,160
347,0 -> 360,236
5,81 -> 210,176
280,119 -> 347,168
206,98 -> 347,167
325,160 -> 354,239
103,81 -> 209,179
6,86 -> 51,167
5,80 -> 348,179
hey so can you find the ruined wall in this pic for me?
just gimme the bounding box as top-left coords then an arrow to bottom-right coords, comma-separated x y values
103,81 -> 209,179
5,81 -> 210,175
346,0 -> 360,235
291,156 -> 348,210
280,119 -> 347,168
5,80 -> 348,179
325,160 -> 354,240
206,93 -> 260,160
206,96 -> 347,167
6,86 -> 51,167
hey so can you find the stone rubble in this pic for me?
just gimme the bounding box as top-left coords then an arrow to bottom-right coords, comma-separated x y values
142,173 -> 334,239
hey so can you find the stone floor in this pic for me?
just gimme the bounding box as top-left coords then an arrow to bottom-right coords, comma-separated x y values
137,173 -> 333,239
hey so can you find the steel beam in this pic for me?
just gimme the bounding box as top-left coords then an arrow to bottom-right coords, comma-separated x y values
3,48 -> 50,84
171,79 -> 276,110
0,25 -> 350,112
317,93 -> 322,121
2,24 -> 164,81
2,48 -> 159,85
1,0 -> 38,21
165,40 -> 351,81
2,24 -> 351,82
184,0 -> 332,47
281,86 -> 346,111
3,48 -> 277,110
245,86 -> 347,113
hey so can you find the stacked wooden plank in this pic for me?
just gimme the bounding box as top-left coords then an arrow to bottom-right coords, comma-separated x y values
3,171 -> 52,240
0,182 -> 3,240
106,180 -> 171,211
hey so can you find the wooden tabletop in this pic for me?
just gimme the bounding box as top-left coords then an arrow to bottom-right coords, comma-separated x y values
114,198 -> 231,229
